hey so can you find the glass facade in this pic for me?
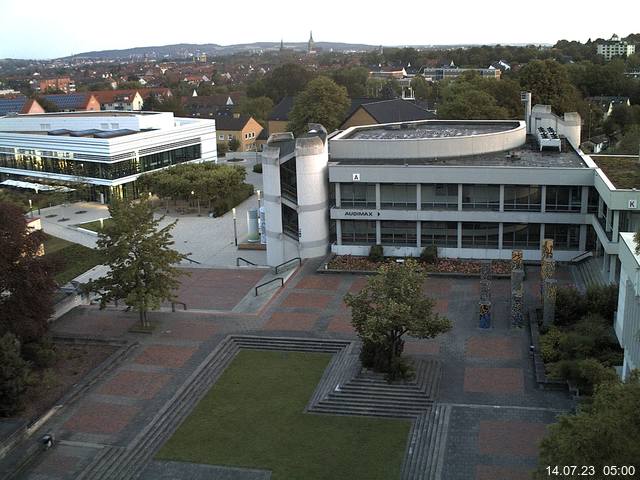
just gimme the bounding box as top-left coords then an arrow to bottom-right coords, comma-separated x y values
0,144 -> 201,180
340,183 -> 376,208
280,159 -> 297,202
380,184 -> 416,209
421,184 -> 458,210
545,186 -> 582,212
544,224 -> 580,250
381,221 -> 416,246
421,221 -> 458,247
462,223 -> 500,248
341,220 -> 376,245
502,223 -> 540,249
504,185 -> 541,211
282,204 -> 299,239
462,185 -> 500,211
587,186 -> 599,214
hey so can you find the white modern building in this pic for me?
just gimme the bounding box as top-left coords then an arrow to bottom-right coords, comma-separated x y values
615,233 -> 640,380
0,111 -> 217,202
597,34 -> 636,60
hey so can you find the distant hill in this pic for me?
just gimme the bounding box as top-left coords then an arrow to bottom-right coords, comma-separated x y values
61,41 -> 381,60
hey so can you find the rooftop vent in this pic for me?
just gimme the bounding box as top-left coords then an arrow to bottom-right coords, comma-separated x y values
536,127 -> 561,152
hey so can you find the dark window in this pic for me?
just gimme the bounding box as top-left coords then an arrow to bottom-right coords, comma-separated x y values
544,224 -> 580,250
421,221 -> 458,247
282,204 -> 298,239
462,185 -> 500,211
462,223 -> 499,248
280,158 -> 297,202
380,184 -> 416,209
341,220 -> 376,245
545,186 -> 581,212
587,186 -> 599,214
502,223 -> 541,249
421,184 -> 458,210
504,185 -> 541,211
340,183 -> 376,208
381,221 -> 417,246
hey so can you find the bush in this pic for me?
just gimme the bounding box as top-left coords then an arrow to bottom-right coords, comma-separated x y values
555,286 -> 587,326
420,245 -> 438,264
540,326 -> 563,363
21,337 -> 57,369
548,358 -> 618,395
368,245 -> 384,263
212,183 -> 254,217
217,142 -> 228,156
252,163 -> 263,174
228,137 -> 241,152
0,333 -> 31,416
585,284 -> 618,321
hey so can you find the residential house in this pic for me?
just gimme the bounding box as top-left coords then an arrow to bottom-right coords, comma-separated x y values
340,99 -> 436,129
587,96 -> 631,119
184,94 -> 242,118
0,97 -> 45,116
215,113 -> 263,152
35,77 -> 75,93
92,90 -> 144,111
41,93 -> 101,112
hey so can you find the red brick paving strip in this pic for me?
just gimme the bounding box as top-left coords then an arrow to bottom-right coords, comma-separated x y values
281,292 -> 334,309
263,312 -> 319,331
348,277 -> 369,294
31,454 -> 80,476
296,275 -> 343,290
159,319 -> 218,341
327,315 -> 355,334
134,345 -> 197,368
466,336 -> 521,360
64,401 -> 140,435
476,465 -> 533,480
52,309 -> 137,338
97,370 -> 172,399
463,367 -> 524,394
405,340 -> 440,355
478,421 -> 548,456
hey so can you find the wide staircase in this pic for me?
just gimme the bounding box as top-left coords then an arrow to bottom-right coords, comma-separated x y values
574,256 -> 608,290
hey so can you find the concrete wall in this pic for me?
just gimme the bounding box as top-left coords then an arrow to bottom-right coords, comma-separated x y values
262,144 -> 286,266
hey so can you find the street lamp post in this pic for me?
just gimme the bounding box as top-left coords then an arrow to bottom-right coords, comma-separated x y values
28,199 -> 33,218
232,207 -> 238,246
257,189 -> 261,210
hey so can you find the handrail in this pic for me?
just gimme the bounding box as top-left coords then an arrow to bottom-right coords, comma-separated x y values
171,301 -> 187,312
570,251 -> 593,263
255,277 -> 284,296
274,257 -> 301,274
184,256 -> 201,265
236,257 -> 258,267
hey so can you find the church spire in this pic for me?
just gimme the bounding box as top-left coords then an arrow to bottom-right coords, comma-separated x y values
307,31 -> 316,55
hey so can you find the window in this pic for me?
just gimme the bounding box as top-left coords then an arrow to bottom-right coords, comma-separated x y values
462,185 -> 500,211
110,123 -> 119,129
544,224 -> 580,250
504,185 -> 541,211
421,222 -> 458,247
421,184 -> 458,210
228,134 -> 234,140
219,134 -> 224,140
381,221 -> 417,246
461,223 -> 499,248
587,187 -> 599,214
380,184 -> 416,209
503,223 -> 540,249
545,186 -> 581,212
341,220 -> 376,245
340,183 -> 376,208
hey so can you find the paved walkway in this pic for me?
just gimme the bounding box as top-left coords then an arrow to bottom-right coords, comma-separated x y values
12,261 -> 576,480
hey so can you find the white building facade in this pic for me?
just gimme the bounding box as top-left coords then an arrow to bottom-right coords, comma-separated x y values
597,34 -> 636,60
0,111 -> 217,202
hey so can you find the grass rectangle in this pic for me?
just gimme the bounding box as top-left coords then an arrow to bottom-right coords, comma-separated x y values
43,234 -> 103,284
157,350 -> 411,480
75,218 -> 113,232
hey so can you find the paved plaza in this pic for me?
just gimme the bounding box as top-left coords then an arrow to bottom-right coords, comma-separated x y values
7,260 -> 577,480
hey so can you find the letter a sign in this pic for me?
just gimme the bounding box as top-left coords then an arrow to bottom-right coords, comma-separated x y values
352,173 -> 361,181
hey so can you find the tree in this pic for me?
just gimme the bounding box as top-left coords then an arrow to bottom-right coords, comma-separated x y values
287,76 -> 349,134
228,137 -> 241,152
217,142 -> 229,157
331,67 -> 369,98
344,259 -> 452,379
35,96 -> 59,113
247,63 -> 314,102
535,375 -> 640,478
0,202 -> 56,345
518,59 -> 584,114
238,96 -> 274,126
614,125 -> 640,154
86,199 -> 187,327
410,75 -> 431,101
0,333 -> 31,417
438,88 -> 509,120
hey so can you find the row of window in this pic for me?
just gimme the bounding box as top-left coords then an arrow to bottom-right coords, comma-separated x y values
0,144 -> 201,180
338,183 -> 598,213
340,220 -> 581,250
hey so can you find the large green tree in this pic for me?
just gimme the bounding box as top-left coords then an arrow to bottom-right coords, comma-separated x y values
331,67 -> 369,98
247,63 -> 314,102
518,59 -> 584,114
0,333 -> 31,417
287,76 -> 350,134
535,375 -> 640,478
344,259 -> 452,379
238,96 -> 274,125
0,202 -> 56,345
86,199 -> 187,327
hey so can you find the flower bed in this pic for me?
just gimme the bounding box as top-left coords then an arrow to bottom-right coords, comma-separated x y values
326,255 -> 511,276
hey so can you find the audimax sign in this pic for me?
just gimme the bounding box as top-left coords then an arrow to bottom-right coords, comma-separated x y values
344,211 -> 381,217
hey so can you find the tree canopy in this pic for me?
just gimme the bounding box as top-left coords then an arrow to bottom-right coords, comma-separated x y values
247,63 -> 314,102
331,67 -> 369,98
287,76 -> 350,134
344,259 -> 452,379
238,96 -> 274,125
518,59 -> 584,114
86,199 -> 187,327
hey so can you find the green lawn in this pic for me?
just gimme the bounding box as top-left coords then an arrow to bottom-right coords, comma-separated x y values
157,350 -> 411,480
75,218 -> 113,232
43,235 -> 104,284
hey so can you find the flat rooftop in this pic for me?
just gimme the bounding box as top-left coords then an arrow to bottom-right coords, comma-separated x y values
9,111 -> 161,118
591,155 -> 640,189
331,136 -> 587,168
344,121 -> 520,140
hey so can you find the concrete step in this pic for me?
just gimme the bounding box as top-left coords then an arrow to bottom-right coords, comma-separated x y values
311,403 -> 421,418
326,393 -> 432,407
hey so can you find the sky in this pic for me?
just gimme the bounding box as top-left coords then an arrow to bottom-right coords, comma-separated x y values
1,0 -> 639,59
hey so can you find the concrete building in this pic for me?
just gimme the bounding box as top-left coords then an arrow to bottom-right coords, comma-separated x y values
35,77 -> 75,93
597,34 -> 636,60
420,64 -> 501,81
615,233 -> 640,379
0,111 -> 216,202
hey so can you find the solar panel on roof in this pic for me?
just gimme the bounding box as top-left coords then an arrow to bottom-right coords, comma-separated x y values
0,97 -> 27,115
